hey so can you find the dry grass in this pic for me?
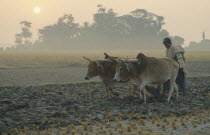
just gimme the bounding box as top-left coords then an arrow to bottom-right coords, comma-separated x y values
0,50 -> 209,68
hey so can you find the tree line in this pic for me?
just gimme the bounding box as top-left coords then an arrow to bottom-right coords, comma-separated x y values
8,5 -> 185,51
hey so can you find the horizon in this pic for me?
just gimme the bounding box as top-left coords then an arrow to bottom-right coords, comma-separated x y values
0,0 -> 210,47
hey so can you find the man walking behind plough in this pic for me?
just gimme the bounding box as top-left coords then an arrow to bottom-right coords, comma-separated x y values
163,37 -> 187,95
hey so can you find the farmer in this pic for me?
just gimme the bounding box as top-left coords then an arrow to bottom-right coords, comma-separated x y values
163,37 -> 187,95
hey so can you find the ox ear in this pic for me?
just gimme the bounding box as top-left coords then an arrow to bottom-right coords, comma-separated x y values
83,56 -> 92,62
104,52 -> 118,59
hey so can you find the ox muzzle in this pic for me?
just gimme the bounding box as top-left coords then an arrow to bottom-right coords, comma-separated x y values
113,73 -> 121,82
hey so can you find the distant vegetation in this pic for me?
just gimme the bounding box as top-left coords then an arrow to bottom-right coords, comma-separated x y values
3,5 -> 186,51
185,32 -> 210,50
0,51 -> 209,68
186,40 -> 210,50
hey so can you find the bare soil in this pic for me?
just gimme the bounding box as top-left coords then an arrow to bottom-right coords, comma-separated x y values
0,76 -> 209,134
0,60 -> 209,135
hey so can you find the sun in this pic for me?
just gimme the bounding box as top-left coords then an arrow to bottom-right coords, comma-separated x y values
34,7 -> 41,14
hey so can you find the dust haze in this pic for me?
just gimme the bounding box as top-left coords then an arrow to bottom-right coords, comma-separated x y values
0,1 -> 209,135
0,0 -> 210,50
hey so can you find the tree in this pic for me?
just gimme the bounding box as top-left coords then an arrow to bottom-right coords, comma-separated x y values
15,21 -> 32,46
38,14 -> 79,49
172,36 -> 184,46
158,29 -> 169,39
20,21 -> 32,45
116,9 -> 168,49
93,6 -> 119,37
15,33 -> 23,45
12,5 -> 185,50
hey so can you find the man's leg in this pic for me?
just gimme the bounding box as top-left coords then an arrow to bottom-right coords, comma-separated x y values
176,68 -> 186,95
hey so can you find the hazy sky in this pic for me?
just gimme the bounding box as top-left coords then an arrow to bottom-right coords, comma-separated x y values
0,0 -> 210,46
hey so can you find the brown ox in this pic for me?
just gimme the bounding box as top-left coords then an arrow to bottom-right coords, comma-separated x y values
83,53 -> 131,97
110,53 -> 179,104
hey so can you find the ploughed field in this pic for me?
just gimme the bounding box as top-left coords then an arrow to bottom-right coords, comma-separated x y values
0,51 -> 210,134
0,77 -> 209,134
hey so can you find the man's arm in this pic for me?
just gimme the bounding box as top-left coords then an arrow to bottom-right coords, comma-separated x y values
181,52 -> 186,62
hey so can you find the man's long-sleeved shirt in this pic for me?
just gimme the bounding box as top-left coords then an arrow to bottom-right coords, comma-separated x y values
166,44 -> 187,75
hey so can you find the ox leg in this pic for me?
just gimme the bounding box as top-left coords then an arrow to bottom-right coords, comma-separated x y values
105,85 -> 110,99
108,82 -> 119,97
143,87 -> 147,104
109,85 -> 119,97
167,80 -> 175,102
160,84 -> 163,94
139,81 -> 148,104
133,85 -> 138,95
139,86 -> 144,100
174,83 -> 179,99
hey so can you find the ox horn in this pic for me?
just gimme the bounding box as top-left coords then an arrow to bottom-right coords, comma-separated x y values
104,52 -> 115,60
83,56 -> 92,62
104,52 -> 109,59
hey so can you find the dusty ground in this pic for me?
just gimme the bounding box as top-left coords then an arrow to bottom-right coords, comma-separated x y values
0,59 -> 209,134
0,76 -> 209,134
0,61 -> 210,86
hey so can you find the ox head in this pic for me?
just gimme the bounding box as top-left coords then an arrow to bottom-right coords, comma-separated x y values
113,58 -> 141,82
83,56 -> 104,80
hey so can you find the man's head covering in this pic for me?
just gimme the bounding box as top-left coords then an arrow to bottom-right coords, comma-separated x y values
163,37 -> 172,45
